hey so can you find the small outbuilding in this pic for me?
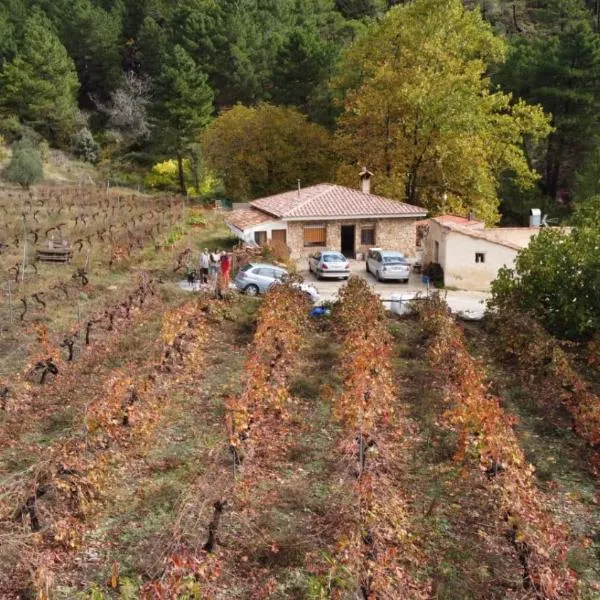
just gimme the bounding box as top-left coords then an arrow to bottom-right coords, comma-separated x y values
226,172 -> 426,260
421,215 -> 543,291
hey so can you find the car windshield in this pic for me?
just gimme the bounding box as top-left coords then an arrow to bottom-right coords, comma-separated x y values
322,253 -> 346,262
240,263 -> 254,272
382,256 -> 406,264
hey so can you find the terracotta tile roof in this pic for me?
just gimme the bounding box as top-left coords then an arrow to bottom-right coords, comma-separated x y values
226,208 -> 274,231
450,226 -> 522,250
434,215 -> 484,226
250,184 -> 426,220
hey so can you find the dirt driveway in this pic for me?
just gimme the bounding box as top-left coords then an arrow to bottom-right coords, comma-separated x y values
298,259 -> 490,318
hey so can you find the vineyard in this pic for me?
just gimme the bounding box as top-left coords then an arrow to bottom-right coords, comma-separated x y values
0,188 -> 598,598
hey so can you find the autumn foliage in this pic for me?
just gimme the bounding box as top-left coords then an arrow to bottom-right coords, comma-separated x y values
333,277 -> 426,598
0,300 -> 209,596
487,300 -> 600,450
226,282 -> 311,457
419,294 -> 578,598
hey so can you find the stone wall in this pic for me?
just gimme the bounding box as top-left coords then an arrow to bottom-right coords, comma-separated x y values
287,218 -> 418,259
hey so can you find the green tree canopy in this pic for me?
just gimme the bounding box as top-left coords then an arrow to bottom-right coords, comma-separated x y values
203,103 -> 336,201
0,11 -> 80,142
271,29 -> 336,116
333,0 -> 551,223
490,225 -> 600,339
334,0 -> 384,20
153,44 -> 214,192
496,0 -> 600,203
5,143 -> 44,188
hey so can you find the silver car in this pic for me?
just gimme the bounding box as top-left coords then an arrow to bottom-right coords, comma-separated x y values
234,262 -> 319,301
366,249 -> 410,283
308,251 -> 350,280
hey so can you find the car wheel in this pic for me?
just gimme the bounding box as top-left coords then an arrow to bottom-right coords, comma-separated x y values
366,262 -> 370,273
402,279 -> 409,284
244,284 -> 259,296
376,270 -> 382,282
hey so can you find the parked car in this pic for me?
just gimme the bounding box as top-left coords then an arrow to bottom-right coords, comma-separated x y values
308,251 -> 350,280
366,249 -> 410,283
234,262 -> 319,302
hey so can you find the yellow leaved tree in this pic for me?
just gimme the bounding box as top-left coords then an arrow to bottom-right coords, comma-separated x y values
333,0 -> 552,224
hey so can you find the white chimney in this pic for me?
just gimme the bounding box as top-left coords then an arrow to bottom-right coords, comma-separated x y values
359,167 -> 373,194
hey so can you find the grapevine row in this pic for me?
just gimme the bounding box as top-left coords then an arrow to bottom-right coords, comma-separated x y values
141,285 -> 311,597
226,282 -> 311,458
0,301 -> 209,597
333,277 -> 425,598
487,303 -> 600,450
419,294 -> 577,598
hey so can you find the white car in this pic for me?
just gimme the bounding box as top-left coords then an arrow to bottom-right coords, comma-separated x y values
366,249 -> 410,283
308,251 -> 350,280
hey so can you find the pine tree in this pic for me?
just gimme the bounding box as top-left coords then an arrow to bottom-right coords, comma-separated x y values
0,11 -> 80,142
271,29 -> 336,115
153,45 -> 214,193
497,0 -> 600,202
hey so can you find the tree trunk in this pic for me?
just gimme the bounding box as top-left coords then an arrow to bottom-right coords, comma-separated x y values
177,154 -> 186,195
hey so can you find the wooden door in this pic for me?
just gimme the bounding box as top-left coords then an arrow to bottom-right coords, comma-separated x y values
271,229 -> 287,245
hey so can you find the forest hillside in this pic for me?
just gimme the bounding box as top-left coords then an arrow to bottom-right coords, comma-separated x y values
1,0 -> 600,223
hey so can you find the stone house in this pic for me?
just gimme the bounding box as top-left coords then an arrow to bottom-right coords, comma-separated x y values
421,215 -> 543,291
226,172 -> 426,260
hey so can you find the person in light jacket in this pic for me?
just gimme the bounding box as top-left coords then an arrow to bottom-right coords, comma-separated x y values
209,249 -> 221,280
199,248 -> 210,283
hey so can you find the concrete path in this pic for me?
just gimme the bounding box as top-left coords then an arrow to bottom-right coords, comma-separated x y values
298,259 -> 490,320
178,260 -> 491,320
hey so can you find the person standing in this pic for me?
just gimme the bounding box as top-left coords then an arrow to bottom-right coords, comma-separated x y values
220,252 -> 231,288
199,248 -> 210,284
209,248 -> 221,280
216,251 -> 232,299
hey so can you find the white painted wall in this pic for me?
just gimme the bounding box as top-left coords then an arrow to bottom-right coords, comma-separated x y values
227,220 -> 288,245
422,220 -> 448,267
490,227 -> 541,246
443,232 -> 519,291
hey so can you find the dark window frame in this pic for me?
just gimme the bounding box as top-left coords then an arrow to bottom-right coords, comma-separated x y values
475,252 -> 485,263
360,227 -> 375,245
254,230 -> 267,245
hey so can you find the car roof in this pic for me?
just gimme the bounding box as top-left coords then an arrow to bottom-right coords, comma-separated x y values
379,251 -> 405,257
247,262 -> 287,270
321,251 -> 345,256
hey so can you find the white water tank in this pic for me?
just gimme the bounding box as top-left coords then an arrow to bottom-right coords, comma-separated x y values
529,208 -> 542,227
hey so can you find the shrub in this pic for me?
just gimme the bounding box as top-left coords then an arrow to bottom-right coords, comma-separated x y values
5,145 -> 43,188
72,128 -> 100,164
490,227 -> 600,339
144,159 -> 187,190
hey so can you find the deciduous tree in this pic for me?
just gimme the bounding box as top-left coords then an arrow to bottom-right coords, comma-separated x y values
333,0 -> 551,223
203,103 -> 336,201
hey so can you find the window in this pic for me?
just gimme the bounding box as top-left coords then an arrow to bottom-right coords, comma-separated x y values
256,267 -> 276,278
475,252 -> 485,263
361,227 -> 375,245
322,252 -> 346,262
303,224 -> 326,247
416,224 -> 429,248
254,230 -> 267,245
434,241 -> 440,263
